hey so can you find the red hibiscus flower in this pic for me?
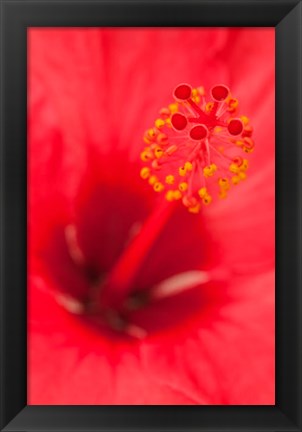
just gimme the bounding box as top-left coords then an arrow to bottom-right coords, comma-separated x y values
28,28 -> 275,405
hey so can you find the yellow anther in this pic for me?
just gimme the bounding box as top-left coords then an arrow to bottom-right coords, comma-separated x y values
241,115 -> 250,126
188,203 -> 201,214
203,167 -> 211,176
239,172 -> 247,180
140,149 -> 153,161
165,190 -> 174,202
218,178 -> 230,190
165,117 -> 172,127
198,187 -> 207,198
143,128 -> 156,144
178,162 -> 192,177
228,98 -> 239,112
242,138 -> 255,153
219,190 -> 228,199
205,102 -> 214,112
203,164 -> 216,177
157,133 -> 168,145
179,182 -> 188,192
202,194 -> 212,205
243,146 -> 254,154
172,190 -> 182,200
165,175 -> 175,185
192,88 -> 198,97
154,147 -> 164,159
159,107 -> 170,118
241,159 -> 249,171
148,128 -> 156,138
229,163 -> 240,174
184,161 -> 193,171
168,103 -> 178,113
155,118 -> 165,129
140,167 -> 150,179
148,175 -> 158,186
192,95 -> 201,104
179,166 -> 187,177
232,175 -> 241,185
154,182 -> 164,192
235,140 -> 244,147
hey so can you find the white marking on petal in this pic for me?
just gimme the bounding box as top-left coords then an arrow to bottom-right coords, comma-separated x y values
151,270 -> 210,300
65,224 -> 85,266
125,324 -> 147,340
56,293 -> 85,314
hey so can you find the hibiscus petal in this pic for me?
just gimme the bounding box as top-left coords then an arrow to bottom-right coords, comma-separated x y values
140,270 -> 275,405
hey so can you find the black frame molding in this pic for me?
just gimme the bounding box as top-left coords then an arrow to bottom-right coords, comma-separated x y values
0,0 -> 301,431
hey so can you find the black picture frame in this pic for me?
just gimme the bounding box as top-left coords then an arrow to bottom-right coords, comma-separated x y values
0,0 -> 301,431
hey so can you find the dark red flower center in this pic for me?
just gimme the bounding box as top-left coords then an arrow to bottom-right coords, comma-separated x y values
39,175 -> 217,340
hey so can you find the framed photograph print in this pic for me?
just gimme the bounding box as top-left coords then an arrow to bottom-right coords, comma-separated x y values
0,0 -> 301,431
